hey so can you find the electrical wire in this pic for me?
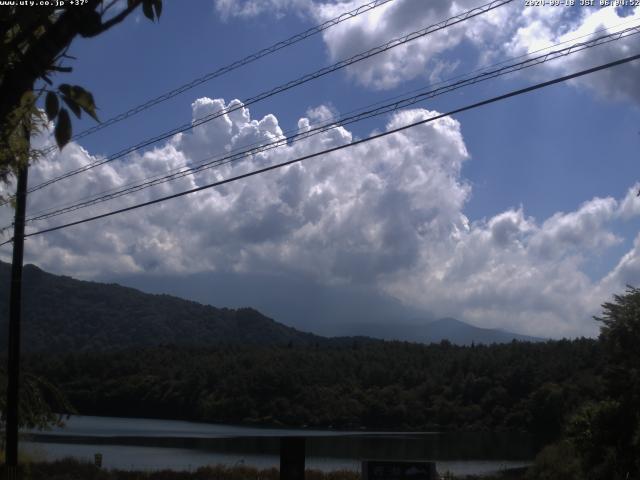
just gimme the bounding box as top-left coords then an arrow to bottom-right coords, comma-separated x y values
38,0 -> 397,156
28,14 -> 640,222
22,0 -> 514,198
0,51 -> 636,246
22,21 -> 640,224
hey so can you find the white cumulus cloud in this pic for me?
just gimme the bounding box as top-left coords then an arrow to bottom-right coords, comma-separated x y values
1,99 -> 639,338
504,5 -> 640,103
220,0 -> 640,103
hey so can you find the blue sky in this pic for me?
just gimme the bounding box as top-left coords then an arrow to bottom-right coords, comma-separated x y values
2,0 -> 640,338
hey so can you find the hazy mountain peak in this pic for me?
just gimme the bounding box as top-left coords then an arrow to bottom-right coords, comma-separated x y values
0,261 -> 541,350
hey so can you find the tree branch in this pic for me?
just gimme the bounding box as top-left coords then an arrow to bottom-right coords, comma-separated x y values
101,0 -> 121,15
84,0 -> 142,37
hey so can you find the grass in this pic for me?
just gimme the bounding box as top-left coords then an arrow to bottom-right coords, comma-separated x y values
455,467 -> 528,479
15,459 -> 360,480
10,458 -> 528,480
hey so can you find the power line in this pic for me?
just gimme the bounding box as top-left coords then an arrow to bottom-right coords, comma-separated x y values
22,22 -> 640,224
39,0 -> 396,156
14,19 -> 640,228
1,51 -> 636,246
21,21 -> 640,222
27,15 -> 640,222
22,0 -> 513,198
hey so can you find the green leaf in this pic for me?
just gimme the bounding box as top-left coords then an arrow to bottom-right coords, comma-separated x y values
49,65 -> 73,73
45,92 -> 59,121
58,84 -> 99,122
142,0 -> 155,21
54,108 -> 72,150
152,0 -> 162,20
61,94 -> 81,119
58,84 -> 71,97
70,85 -> 99,122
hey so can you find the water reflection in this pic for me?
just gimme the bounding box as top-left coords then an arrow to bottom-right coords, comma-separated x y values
23,416 -> 534,476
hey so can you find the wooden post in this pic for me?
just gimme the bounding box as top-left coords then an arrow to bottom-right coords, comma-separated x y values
280,436 -> 305,480
5,143 -> 29,478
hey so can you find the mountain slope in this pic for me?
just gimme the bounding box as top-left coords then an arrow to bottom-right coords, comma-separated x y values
0,262 -> 324,352
0,261 -> 541,350
334,317 -> 543,345
424,317 -> 543,344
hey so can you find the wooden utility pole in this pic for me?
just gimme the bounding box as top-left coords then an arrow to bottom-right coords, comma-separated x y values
280,437 -> 305,480
5,136 -> 29,479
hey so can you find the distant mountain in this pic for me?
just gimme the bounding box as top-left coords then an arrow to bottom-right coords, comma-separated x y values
0,262 -> 329,352
106,269 -> 432,339
332,317 -> 544,345
424,317 -> 543,344
0,261 -> 541,351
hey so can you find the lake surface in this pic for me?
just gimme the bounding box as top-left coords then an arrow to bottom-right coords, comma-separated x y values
23,415 -> 534,476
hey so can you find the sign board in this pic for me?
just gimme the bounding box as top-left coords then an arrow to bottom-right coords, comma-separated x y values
362,460 -> 438,480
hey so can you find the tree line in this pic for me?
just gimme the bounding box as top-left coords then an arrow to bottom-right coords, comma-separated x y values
23,337 -> 602,443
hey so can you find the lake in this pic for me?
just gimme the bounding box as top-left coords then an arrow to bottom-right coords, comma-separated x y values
23,415 -> 534,476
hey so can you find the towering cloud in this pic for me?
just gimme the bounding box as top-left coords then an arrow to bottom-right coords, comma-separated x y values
1,97 -> 639,337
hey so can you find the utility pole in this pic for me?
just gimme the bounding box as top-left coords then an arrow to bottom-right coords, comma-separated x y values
5,127 -> 29,479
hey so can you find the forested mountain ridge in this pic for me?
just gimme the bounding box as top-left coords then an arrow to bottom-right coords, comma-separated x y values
0,261 -> 327,351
